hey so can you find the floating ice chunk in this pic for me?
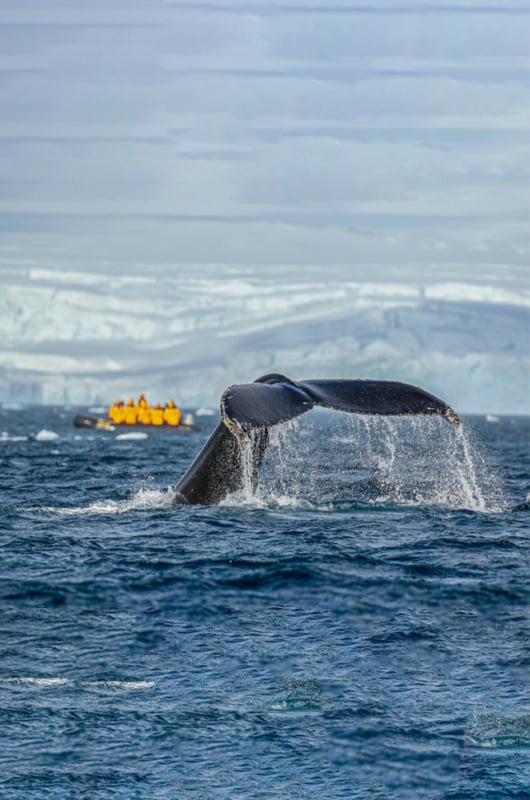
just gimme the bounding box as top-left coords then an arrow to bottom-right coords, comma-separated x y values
35,429 -> 59,441
116,431 -> 148,441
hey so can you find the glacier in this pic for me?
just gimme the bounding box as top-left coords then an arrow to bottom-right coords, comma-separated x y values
0,261 -> 529,414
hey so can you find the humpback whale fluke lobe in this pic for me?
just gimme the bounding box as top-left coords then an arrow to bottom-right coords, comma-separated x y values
173,374 -> 461,506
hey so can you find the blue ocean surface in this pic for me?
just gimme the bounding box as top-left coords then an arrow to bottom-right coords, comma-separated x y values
0,406 -> 528,799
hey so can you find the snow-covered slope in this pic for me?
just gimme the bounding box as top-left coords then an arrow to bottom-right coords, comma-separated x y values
1,263 -> 528,414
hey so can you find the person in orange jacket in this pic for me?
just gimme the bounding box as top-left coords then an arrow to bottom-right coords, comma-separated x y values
137,398 -> 152,425
150,402 -> 165,426
113,402 -> 126,425
108,398 -> 123,423
124,398 -> 138,425
135,393 -> 148,413
164,400 -> 181,427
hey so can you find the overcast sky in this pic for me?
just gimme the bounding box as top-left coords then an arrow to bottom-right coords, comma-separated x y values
0,1 -> 529,411
0,0 -> 528,282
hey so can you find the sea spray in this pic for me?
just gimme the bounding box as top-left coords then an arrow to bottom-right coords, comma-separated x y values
225,420 -> 304,507
343,414 -> 505,510
237,428 -> 261,504
243,412 -> 506,511
265,419 -> 304,499
39,483 -> 179,515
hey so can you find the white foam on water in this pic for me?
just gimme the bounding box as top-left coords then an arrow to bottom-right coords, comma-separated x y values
40,485 -> 178,516
0,677 -> 154,691
0,677 -> 68,687
269,678 -> 323,712
82,680 -> 155,690
466,713 -> 530,748
115,431 -> 148,441
0,432 -> 29,442
35,428 -> 58,441
221,489 -> 317,511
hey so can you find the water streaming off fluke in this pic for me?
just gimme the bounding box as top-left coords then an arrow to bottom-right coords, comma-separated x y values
227,413 -> 505,512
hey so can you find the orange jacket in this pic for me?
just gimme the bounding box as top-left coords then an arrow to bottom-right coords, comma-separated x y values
124,404 -> 138,425
108,403 -> 123,422
135,394 -> 148,412
137,405 -> 152,425
164,406 -> 181,426
113,406 -> 126,425
150,405 -> 165,426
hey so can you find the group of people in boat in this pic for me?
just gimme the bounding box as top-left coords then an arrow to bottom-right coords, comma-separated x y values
108,394 -> 182,427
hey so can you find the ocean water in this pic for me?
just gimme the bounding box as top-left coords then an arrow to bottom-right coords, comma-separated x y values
0,406 -> 528,800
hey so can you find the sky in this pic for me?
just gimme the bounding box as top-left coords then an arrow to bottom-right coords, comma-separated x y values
0,1 -> 529,411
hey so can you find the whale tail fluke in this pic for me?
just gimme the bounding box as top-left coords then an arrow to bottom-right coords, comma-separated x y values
221,374 -> 460,440
173,374 -> 460,505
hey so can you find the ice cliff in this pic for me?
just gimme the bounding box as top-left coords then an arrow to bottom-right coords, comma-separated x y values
1,263 -> 528,414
